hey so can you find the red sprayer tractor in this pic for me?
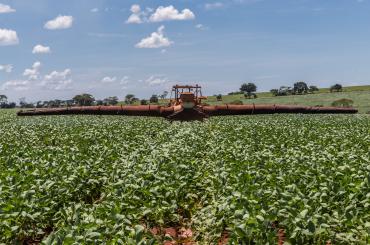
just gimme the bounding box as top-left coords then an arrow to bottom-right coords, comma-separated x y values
17,84 -> 357,121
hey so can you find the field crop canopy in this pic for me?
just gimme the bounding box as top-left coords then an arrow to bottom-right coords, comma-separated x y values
0,110 -> 369,244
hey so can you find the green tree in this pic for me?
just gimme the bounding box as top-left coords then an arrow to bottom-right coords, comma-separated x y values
104,96 -> 119,106
293,81 -> 309,94
160,91 -> 169,99
240,83 -> 257,99
35,101 -> 43,108
51,100 -> 62,107
309,86 -> 319,93
7,102 -> 16,108
125,94 -> 136,105
140,99 -> 148,105
150,95 -> 159,104
0,95 -> 7,105
272,86 -> 293,96
96,100 -> 104,106
73,94 -> 95,106
270,89 -> 279,96
330,84 -> 343,93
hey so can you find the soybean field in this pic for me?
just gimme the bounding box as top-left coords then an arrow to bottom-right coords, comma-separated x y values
0,110 -> 369,244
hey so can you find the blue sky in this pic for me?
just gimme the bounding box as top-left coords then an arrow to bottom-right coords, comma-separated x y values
0,0 -> 370,102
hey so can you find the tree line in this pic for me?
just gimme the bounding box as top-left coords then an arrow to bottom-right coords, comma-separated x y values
224,81 -> 319,99
212,82 -> 345,102
224,82 -> 344,99
270,82 -> 343,96
0,91 -> 170,109
0,95 -> 16,109
270,82 -> 319,96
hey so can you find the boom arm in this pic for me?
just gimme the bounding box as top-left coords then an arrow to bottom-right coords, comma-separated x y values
17,104 -> 358,121
17,105 -> 174,117
17,84 -> 358,120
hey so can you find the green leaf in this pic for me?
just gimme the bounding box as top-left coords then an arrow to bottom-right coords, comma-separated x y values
308,220 -> 316,233
87,232 -> 101,238
300,209 -> 308,218
256,215 -> 264,222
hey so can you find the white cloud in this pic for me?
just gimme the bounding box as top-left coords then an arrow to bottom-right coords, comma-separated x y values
0,64 -> 13,73
91,8 -> 99,13
101,76 -> 117,83
44,69 -> 70,81
127,14 -> 143,24
1,80 -> 30,91
23,62 -> 41,80
149,5 -> 195,22
131,4 -> 141,13
2,62 -> 73,91
145,75 -> 169,86
0,28 -> 19,46
126,4 -> 144,24
40,69 -> 72,90
44,15 -> 73,30
195,24 -> 208,30
32,44 -> 51,54
135,25 -> 173,48
127,5 -> 194,24
205,2 -> 225,10
120,76 -> 130,85
0,3 -> 15,13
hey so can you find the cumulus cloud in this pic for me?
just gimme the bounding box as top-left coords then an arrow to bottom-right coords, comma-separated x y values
0,3 -> 15,13
149,5 -> 195,22
0,64 -> 13,73
90,8 -> 99,13
205,2 -> 225,10
130,4 -> 141,13
2,62 -> 73,91
120,76 -> 130,85
40,69 -> 72,90
2,62 -> 41,91
135,25 -> 173,48
101,76 -> 117,83
1,80 -> 30,91
127,15 -> 142,24
23,62 -> 41,80
0,28 -> 19,46
32,44 -> 51,54
126,4 -> 143,24
145,75 -> 169,86
44,15 -> 73,30
127,5 -> 195,24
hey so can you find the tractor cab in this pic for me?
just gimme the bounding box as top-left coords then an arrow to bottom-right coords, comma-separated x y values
170,85 -> 207,108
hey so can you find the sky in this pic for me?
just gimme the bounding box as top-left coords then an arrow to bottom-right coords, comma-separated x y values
1,0 -> 370,102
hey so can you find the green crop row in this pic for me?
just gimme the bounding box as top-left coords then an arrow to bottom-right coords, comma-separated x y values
0,110 -> 369,244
